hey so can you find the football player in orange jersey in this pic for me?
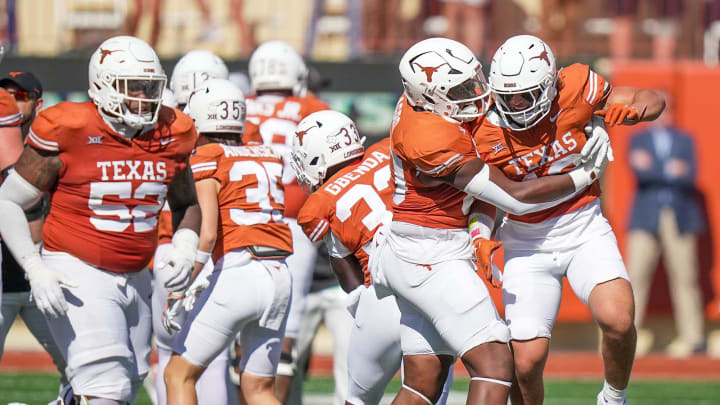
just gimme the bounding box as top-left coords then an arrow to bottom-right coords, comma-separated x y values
375,37 -> 614,405
292,111 -> 454,405
244,40 -> 332,401
164,79 -> 293,405
0,36 -> 201,405
151,50 -> 236,405
472,35 -> 665,405
0,42 -> 24,175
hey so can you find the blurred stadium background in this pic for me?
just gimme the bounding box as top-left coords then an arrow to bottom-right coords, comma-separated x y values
2,0 -> 720,403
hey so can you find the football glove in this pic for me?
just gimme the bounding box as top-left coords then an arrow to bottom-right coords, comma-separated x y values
161,292 -> 185,333
471,237 -> 503,288
582,115 -> 615,167
25,254 -> 77,318
595,103 -> 645,126
158,229 -> 199,292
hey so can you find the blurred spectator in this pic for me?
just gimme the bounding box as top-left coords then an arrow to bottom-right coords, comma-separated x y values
229,0 -> 255,56
606,0 -> 684,62
540,0 -> 581,57
126,0 -> 221,47
442,0 -> 491,56
703,0 -> 720,65
305,0 -> 364,59
626,91 -> 705,358
364,0 -> 402,54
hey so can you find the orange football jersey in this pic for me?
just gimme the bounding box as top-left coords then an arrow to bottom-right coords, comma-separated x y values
190,142 -> 293,262
157,202 -> 173,245
390,95 -> 477,229
27,101 -> 197,273
297,138 -> 392,285
473,63 -> 610,223
0,88 -> 21,127
243,93 -> 329,218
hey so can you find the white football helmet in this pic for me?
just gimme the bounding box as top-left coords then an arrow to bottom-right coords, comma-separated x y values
88,36 -> 166,129
399,37 -> 490,122
291,110 -> 364,192
249,40 -> 308,97
169,50 -> 229,106
185,78 -> 246,139
489,35 -> 557,130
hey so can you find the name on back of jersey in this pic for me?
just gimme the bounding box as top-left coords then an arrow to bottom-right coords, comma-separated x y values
323,150 -> 389,196
97,160 -> 168,181
219,143 -> 281,159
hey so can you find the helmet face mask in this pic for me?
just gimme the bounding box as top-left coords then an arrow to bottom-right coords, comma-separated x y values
489,35 -> 557,130
291,110 -> 364,193
88,36 -> 167,129
399,38 -> 491,122
185,78 -> 246,144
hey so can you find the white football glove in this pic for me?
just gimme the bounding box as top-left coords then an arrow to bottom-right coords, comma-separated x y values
24,254 -> 77,318
158,229 -> 199,293
568,145 -> 613,192
345,285 -> 363,318
182,272 -> 211,312
162,292 -> 186,333
582,115 -> 615,168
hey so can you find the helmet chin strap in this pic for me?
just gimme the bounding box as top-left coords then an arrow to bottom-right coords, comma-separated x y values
98,108 -> 155,140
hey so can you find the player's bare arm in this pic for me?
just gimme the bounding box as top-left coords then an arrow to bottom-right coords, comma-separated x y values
167,161 -> 201,233
191,178 -> 220,277
0,126 -> 23,172
596,86 -> 666,125
13,145 -> 62,191
329,254 -> 364,293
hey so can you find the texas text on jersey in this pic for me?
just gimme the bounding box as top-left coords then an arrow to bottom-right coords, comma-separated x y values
390,95 -> 477,229
190,142 -> 293,261
243,93 -> 329,218
473,63 -> 610,223
26,101 -> 197,273
297,138 -> 392,286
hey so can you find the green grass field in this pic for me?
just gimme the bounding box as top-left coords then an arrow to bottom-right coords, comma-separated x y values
1,373 -> 719,405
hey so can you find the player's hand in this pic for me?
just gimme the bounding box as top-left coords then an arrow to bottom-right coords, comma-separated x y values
182,273 -> 210,312
582,115 -> 615,167
24,255 -> 77,318
162,292 -> 185,333
594,104 -> 645,126
472,237 -> 503,288
159,229 -> 199,292
345,285 -> 363,318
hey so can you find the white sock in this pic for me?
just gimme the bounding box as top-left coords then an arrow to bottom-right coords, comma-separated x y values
602,380 -> 627,402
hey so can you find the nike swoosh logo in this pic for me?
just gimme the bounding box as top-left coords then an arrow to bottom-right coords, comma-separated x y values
160,138 -> 176,145
548,108 -> 564,123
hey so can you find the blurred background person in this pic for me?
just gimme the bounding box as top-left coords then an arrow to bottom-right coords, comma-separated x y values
626,91 -> 706,358
606,0 -> 684,62
442,0 -> 491,56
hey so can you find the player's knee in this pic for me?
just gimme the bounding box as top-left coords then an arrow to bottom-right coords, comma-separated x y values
164,355 -> 200,389
597,311 -> 635,340
70,358 -> 133,402
463,342 -> 513,382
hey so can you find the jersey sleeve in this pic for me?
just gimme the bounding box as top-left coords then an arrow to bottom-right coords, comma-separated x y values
325,230 -> 353,258
297,193 -> 331,243
302,93 -> 330,115
27,104 -> 65,153
402,122 -> 476,178
243,119 -> 263,145
567,63 -> 611,109
190,143 -> 223,181
0,89 -> 21,127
